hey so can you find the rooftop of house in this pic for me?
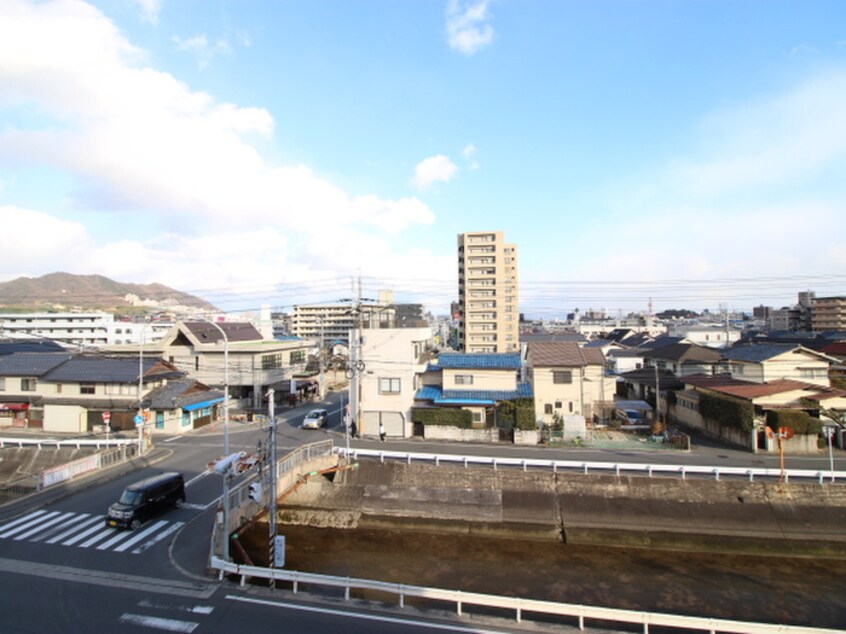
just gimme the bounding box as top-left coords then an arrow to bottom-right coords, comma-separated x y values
527,341 -> 605,367
641,343 -> 723,364
435,353 -> 522,370
415,382 -> 533,405
182,321 -> 264,344
721,343 -> 809,363
0,352 -> 75,376
42,356 -> 182,384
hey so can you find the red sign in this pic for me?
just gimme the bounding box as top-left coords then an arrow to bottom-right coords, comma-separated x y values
102,411 -> 111,423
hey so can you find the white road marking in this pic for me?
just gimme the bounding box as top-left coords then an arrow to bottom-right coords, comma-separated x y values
0,511 -> 60,539
96,526 -> 136,550
180,503 -> 206,511
137,600 -> 214,615
185,470 -> 211,487
46,514 -> 102,544
62,521 -> 111,546
132,521 -> 184,554
118,613 -> 198,633
79,526 -> 119,548
113,520 -> 168,553
0,510 -> 48,535
225,595 -> 507,633
13,511 -> 76,541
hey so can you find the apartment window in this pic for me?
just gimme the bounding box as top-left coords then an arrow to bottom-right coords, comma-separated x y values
379,378 -> 401,394
261,354 -> 283,370
80,384 -> 95,395
544,404 -> 553,415
21,378 -> 36,392
455,374 -> 474,385
569,402 -> 574,413
555,400 -> 563,409
553,371 -> 572,384
290,351 -> 306,365
55,384 -> 62,394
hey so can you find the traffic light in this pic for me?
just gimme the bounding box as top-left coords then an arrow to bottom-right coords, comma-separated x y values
248,481 -> 263,503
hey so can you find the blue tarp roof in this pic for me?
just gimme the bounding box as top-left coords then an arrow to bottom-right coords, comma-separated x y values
415,383 -> 532,405
435,353 -> 522,370
182,396 -> 225,412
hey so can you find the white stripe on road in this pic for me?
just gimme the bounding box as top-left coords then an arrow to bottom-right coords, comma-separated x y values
0,511 -> 59,539
96,526 -> 136,550
46,514 -> 102,544
113,520 -> 168,553
137,600 -> 213,615
0,510 -> 48,536
225,595 -> 508,633
13,511 -> 76,541
180,503 -> 206,511
185,470 -> 211,487
80,526 -> 119,548
132,521 -> 184,555
62,521 -> 111,546
34,512 -> 94,543
118,613 -> 198,633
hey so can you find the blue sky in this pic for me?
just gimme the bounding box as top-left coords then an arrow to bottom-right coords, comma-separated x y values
1,0 -> 845,317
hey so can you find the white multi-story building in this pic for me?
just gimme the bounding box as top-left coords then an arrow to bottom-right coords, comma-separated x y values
457,231 -> 519,353
0,312 -> 113,347
292,292 -> 396,346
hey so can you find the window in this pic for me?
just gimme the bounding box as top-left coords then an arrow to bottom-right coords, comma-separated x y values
55,384 -> 62,394
553,371 -> 572,384
555,400 -> 563,410
21,378 -> 36,392
569,401 -> 574,413
472,412 -> 482,422
379,378 -> 401,394
544,403 -> 553,415
261,354 -> 283,370
80,384 -> 95,395
290,350 -> 306,365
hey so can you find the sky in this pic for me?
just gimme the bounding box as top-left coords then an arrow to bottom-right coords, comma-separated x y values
1,0 -> 845,318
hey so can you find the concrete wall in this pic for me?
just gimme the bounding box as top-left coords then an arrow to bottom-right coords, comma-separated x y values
279,460 -> 846,556
43,404 -> 85,433
422,426 -> 499,443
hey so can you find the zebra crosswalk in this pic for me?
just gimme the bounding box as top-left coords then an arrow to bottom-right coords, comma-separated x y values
0,510 -> 184,555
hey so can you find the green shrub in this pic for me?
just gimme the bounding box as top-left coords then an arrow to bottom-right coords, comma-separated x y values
765,409 -> 823,435
514,398 -> 537,430
411,407 -> 472,428
699,392 -> 754,432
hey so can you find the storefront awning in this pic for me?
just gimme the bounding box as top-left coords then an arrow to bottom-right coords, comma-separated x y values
0,403 -> 30,411
182,397 -> 225,412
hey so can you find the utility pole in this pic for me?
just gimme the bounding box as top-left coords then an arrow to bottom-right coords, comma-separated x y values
267,388 -> 278,580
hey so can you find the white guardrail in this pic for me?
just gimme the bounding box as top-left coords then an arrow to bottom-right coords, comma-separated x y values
0,437 -> 135,450
209,556 -> 843,634
336,448 -> 846,484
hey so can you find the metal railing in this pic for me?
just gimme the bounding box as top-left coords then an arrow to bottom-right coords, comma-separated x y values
209,556 -> 843,634
0,437 -> 136,450
336,448 -> 845,484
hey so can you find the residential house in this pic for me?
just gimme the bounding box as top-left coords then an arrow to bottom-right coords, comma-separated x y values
414,353 -> 531,429
642,343 -> 723,378
128,321 -> 315,409
526,341 -> 613,426
356,325 -> 433,438
667,323 -> 741,348
144,378 -> 224,435
0,352 -> 215,434
719,343 -> 835,388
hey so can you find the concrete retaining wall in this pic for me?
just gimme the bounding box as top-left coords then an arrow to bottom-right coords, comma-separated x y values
278,460 -> 846,556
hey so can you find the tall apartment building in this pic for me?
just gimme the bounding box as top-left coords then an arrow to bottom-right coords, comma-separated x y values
457,231 -> 519,353
812,296 -> 846,332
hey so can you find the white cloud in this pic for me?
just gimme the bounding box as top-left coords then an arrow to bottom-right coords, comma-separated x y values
1,206 -> 91,276
172,34 -> 231,68
461,143 -> 479,170
133,0 -> 162,26
413,154 -> 459,189
0,0 -> 435,238
446,0 -> 494,55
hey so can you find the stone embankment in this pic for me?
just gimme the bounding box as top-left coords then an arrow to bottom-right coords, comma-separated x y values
279,460 -> 846,557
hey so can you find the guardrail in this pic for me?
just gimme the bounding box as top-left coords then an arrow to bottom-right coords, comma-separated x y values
336,448 -> 845,484
209,556 -> 842,634
0,437 -> 136,450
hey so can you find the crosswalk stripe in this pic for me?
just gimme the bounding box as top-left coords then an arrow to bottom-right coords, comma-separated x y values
113,520 -> 168,553
96,526 -> 137,551
14,511 -> 76,541
0,511 -> 60,539
46,514 -> 101,544
0,510 -> 48,535
132,522 -> 184,555
62,520 -> 111,546
80,526 -> 119,548
118,614 -> 199,633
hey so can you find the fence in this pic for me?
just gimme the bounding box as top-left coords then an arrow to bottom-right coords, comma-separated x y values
336,448 -> 845,484
0,437 -> 136,450
0,442 -> 139,505
209,556 -> 842,634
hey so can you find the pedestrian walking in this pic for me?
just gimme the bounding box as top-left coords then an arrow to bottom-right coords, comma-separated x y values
379,421 -> 386,442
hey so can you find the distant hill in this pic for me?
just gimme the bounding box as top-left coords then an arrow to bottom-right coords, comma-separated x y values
0,273 -> 217,313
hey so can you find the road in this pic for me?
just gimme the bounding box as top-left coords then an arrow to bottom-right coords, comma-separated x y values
0,391 -> 842,633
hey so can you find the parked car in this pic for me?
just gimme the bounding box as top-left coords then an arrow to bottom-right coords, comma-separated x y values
614,409 -> 647,426
106,472 -> 185,530
302,409 -> 328,429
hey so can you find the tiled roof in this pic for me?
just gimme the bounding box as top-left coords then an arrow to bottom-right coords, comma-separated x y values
721,343 -> 801,363
527,341 -> 605,367
145,379 -> 223,410
642,343 -> 723,364
43,356 -> 182,383
436,353 -> 522,370
617,368 -> 685,390
822,342 -> 846,358
0,352 -> 74,376
639,336 -> 686,350
183,321 -> 264,343
520,332 -> 588,344
682,374 -> 753,390
705,379 -> 818,400
0,339 -> 68,356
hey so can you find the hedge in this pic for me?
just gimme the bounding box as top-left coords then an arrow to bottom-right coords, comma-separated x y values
699,392 -> 754,432
765,409 -> 823,435
411,407 -> 473,428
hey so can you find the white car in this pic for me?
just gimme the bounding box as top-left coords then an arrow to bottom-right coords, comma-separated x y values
302,409 -> 328,429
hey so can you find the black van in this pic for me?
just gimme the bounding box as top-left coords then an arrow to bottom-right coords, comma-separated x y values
106,472 -> 185,530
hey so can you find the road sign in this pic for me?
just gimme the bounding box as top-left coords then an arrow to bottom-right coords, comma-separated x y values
273,535 -> 286,567
133,414 -> 144,426
101,411 -> 111,423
